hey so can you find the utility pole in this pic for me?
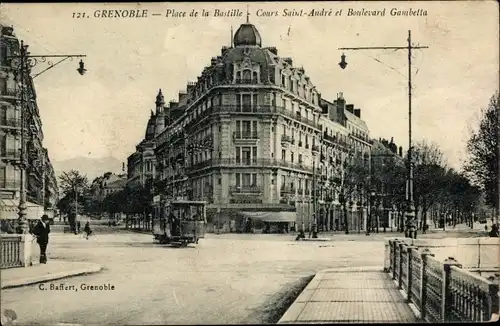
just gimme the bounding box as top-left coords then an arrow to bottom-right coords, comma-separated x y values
338,30 -> 429,239
312,161 -> 318,238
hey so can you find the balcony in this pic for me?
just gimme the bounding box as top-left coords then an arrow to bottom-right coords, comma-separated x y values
230,185 -> 263,194
185,157 -> 315,174
311,145 -> 320,155
281,134 -> 293,148
0,179 -> 20,189
274,107 -> 321,130
233,131 -> 259,145
234,78 -> 259,85
0,148 -> 20,159
0,118 -> 21,128
280,185 -> 295,195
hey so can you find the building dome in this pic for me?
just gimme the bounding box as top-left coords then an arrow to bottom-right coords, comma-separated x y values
145,112 -> 156,140
233,23 -> 262,47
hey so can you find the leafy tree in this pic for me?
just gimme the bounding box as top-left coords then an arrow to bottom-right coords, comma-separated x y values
57,170 -> 89,229
465,92 -> 499,209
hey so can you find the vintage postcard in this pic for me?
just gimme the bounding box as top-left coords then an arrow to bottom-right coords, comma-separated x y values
0,1 -> 499,325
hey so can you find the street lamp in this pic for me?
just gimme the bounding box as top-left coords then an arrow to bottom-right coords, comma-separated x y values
338,31 -> 428,239
6,39 -> 87,234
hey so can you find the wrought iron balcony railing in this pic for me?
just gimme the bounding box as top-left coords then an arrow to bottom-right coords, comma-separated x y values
0,118 -> 21,128
0,179 -> 20,189
230,185 -> 263,194
233,131 -> 259,140
185,157 -> 315,174
0,148 -> 20,158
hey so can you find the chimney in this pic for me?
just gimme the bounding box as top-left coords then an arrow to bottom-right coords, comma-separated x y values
398,146 -> 403,157
346,104 -> 354,113
186,82 -> 196,94
354,108 -> 361,118
178,92 -> 187,103
169,101 -> 178,109
211,57 -> 217,66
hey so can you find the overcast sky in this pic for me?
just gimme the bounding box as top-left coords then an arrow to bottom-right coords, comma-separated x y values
1,1 -> 498,170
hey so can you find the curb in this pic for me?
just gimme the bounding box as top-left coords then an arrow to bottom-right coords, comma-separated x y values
299,238 -> 331,242
1,264 -> 102,289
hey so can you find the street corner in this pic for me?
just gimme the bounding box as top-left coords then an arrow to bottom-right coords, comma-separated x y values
1,261 -> 102,289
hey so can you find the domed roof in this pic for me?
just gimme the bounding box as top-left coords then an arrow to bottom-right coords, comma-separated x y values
145,112 -> 156,140
234,23 -> 262,47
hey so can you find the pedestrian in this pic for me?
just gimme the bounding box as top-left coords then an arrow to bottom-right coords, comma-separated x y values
31,214 -> 51,264
77,221 -> 81,234
84,222 -> 93,240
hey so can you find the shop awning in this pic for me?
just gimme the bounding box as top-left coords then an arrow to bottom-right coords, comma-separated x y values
0,199 -> 44,220
240,211 -> 297,222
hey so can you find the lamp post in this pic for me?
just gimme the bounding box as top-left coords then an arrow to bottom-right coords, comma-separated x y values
7,39 -> 86,234
338,30 -> 428,239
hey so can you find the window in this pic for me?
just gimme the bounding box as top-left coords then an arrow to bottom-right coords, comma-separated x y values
235,147 -> 241,163
242,94 -> 251,112
282,149 -> 286,160
235,173 -> 240,187
281,175 -> 285,187
291,152 -> 294,163
242,173 -> 251,186
298,154 -> 303,163
242,147 -> 251,164
242,69 -> 252,81
281,74 -> 286,87
252,121 -> 258,135
252,174 -> 257,186
252,146 -> 257,162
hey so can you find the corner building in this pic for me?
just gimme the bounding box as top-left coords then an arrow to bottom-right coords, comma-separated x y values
0,25 -> 59,220
131,22 -> 372,232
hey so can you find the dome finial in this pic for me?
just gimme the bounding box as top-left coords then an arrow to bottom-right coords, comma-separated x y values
246,5 -> 250,23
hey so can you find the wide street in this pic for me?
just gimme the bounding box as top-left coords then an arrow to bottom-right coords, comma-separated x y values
2,230 -> 387,325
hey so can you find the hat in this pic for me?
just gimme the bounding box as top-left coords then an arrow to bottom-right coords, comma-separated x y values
41,214 -> 50,221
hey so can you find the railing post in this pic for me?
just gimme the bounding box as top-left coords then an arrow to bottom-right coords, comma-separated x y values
442,257 -> 462,322
399,242 -> 406,289
392,239 -> 400,280
420,248 -> 434,321
407,245 -> 417,303
486,281 -> 500,321
385,239 -> 393,272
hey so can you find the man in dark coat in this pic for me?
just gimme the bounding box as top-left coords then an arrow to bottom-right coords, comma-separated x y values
32,214 -> 51,264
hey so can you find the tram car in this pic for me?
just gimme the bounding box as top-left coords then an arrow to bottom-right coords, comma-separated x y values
152,200 -> 207,247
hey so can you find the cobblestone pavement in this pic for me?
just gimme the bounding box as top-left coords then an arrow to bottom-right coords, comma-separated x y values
1,232 -> 386,325
279,269 -> 420,324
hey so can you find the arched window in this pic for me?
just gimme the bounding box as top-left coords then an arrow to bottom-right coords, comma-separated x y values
252,71 -> 258,83
242,69 -> 252,82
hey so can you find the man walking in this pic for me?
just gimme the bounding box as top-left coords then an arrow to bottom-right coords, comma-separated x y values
32,214 -> 51,264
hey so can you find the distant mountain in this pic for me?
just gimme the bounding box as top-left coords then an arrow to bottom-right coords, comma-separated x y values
51,156 -> 125,182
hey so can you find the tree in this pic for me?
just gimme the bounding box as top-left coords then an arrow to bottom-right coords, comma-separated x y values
339,153 -> 370,234
57,170 -> 89,230
465,92 -> 499,209
411,140 -> 449,230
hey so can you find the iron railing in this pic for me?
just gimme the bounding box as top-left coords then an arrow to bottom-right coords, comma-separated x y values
386,238 -> 499,322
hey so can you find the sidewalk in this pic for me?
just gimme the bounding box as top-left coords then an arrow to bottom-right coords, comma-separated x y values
1,260 -> 101,289
278,267 -> 420,324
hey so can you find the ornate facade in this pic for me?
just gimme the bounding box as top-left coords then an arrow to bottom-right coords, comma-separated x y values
128,22 -> 373,232
0,25 -> 59,219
